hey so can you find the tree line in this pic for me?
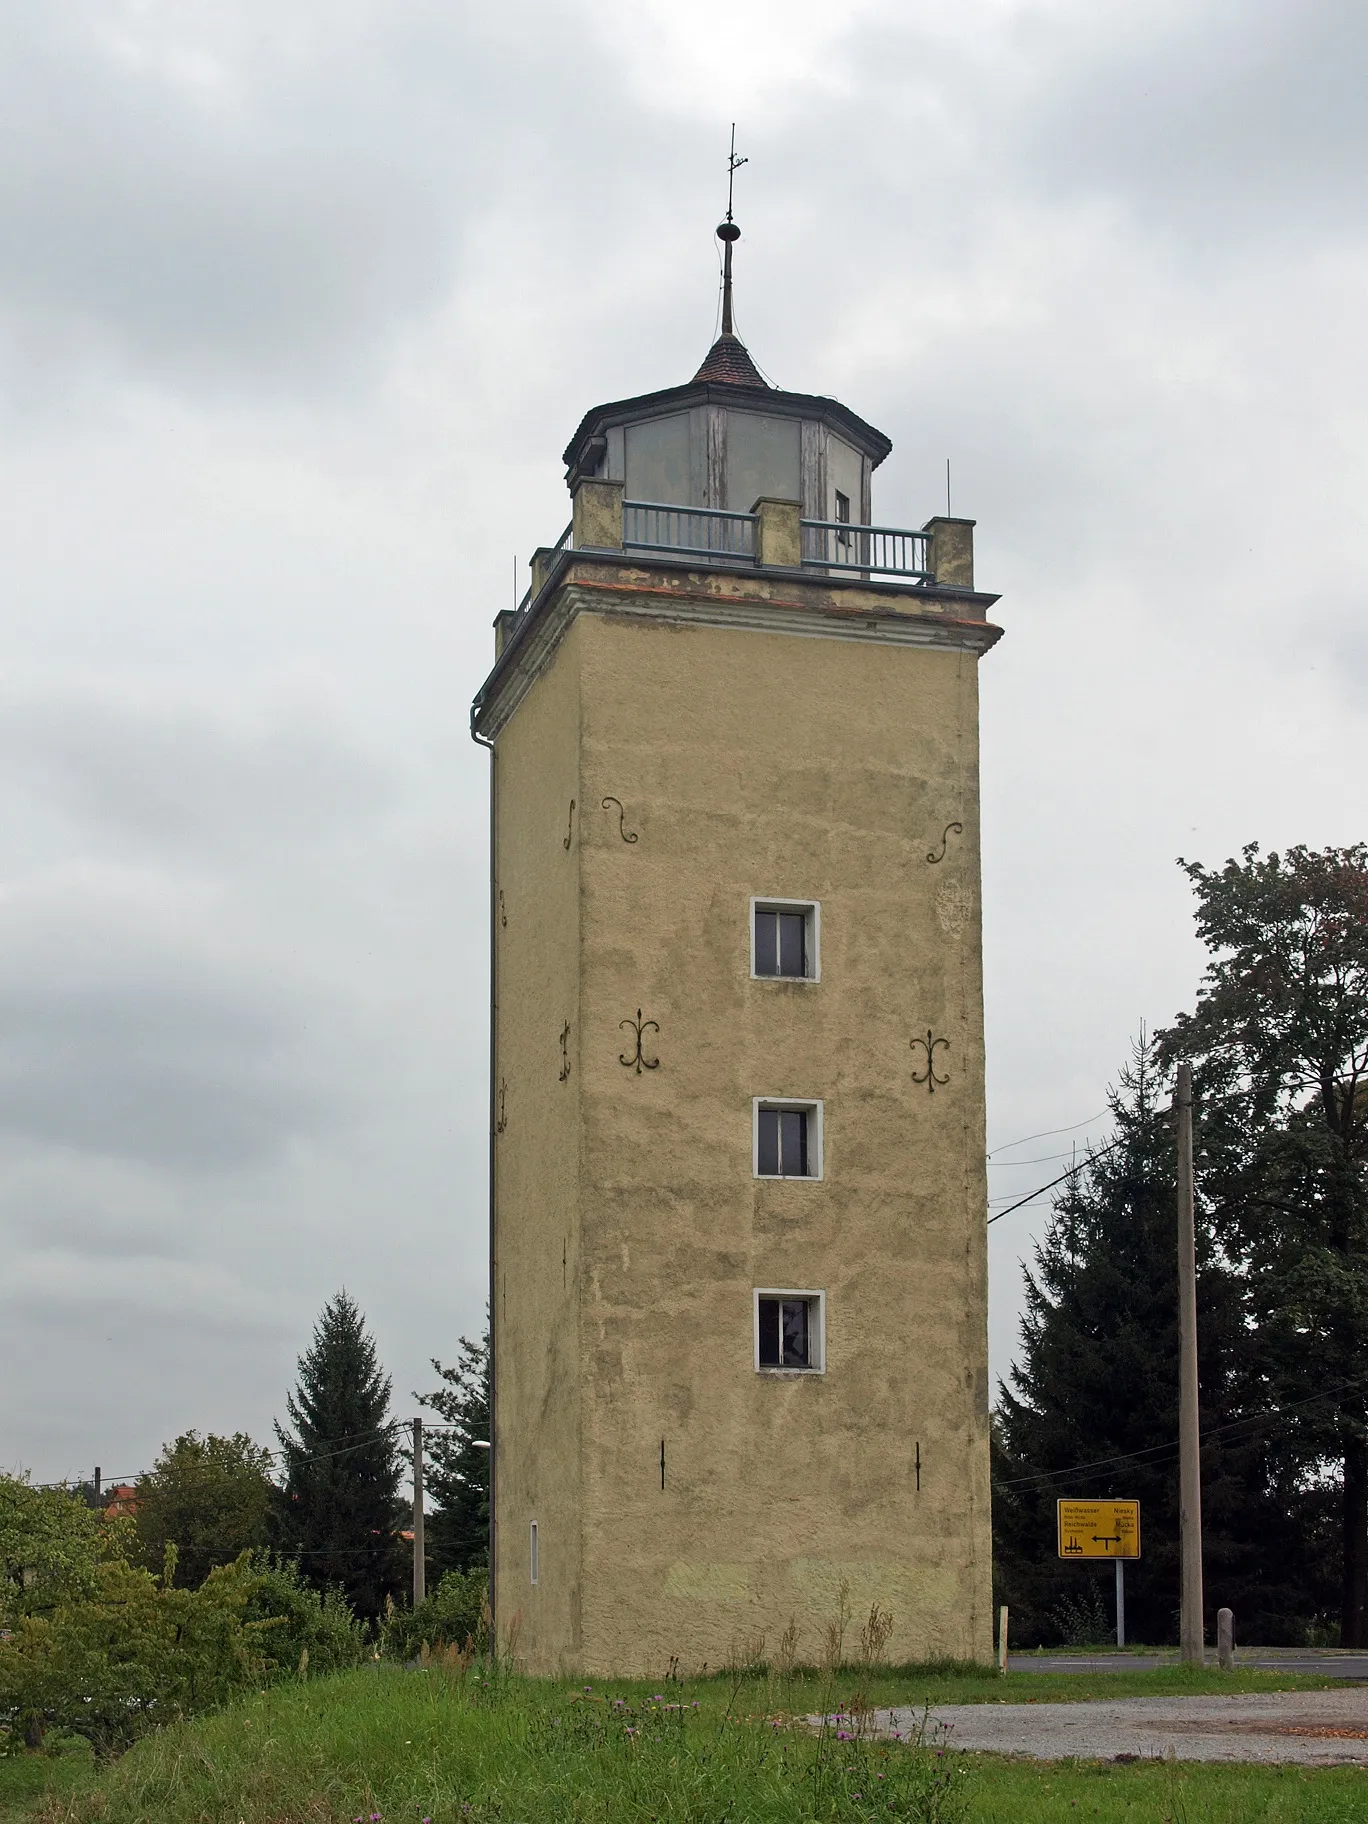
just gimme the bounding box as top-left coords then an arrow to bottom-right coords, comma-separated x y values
3,1295 -> 490,1747
83,1291 -> 490,1624
994,842 -> 1368,1648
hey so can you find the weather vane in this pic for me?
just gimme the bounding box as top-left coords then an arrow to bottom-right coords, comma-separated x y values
717,124 -> 747,336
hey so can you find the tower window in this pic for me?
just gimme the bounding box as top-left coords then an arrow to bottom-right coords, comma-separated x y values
751,899 -> 819,980
834,489 -> 851,548
754,1099 -> 823,1179
755,1290 -> 825,1373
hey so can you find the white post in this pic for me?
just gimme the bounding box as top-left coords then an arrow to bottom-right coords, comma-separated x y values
997,1604 -> 1009,1674
1218,1607 -> 1234,1671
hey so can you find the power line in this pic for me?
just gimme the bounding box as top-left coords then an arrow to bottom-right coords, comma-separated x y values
996,1373 -> 1368,1493
987,1139 -> 1125,1226
31,1418 -> 468,1493
987,1112 -> 1110,1159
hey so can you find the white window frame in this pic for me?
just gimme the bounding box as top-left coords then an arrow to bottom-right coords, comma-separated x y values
752,1097 -> 824,1181
749,897 -> 821,982
529,1520 -> 539,1586
753,1288 -> 826,1374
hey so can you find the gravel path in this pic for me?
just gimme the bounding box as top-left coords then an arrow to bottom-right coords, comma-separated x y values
868,1689 -> 1368,1764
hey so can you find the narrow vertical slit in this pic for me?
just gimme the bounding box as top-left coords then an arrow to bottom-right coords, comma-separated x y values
915,1441 -> 921,1492
660,1438 -> 666,1491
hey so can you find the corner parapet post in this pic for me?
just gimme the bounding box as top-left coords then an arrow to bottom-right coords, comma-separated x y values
923,516 -> 975,589
573,477 -> 624,551
752,497 -> 802,568
528,546 -> 558,601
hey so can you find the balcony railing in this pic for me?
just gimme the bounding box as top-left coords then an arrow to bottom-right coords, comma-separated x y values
518,501 -> 937,616
623,501 -> 757,561
800,519 -> 932,580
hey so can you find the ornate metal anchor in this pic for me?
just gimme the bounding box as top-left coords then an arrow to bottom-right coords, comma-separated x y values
601,796 -> 639,843
619,1009 -> 660,1074
911,1029 -> 950,1094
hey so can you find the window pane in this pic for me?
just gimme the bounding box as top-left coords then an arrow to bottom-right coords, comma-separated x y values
778,1108 -> 809,1176
757,1108 -> 780,1176
781,1300 -> 809,1367
754,910 -> 778,976
777,913 -> 806,978
758,1298 -> 781,1366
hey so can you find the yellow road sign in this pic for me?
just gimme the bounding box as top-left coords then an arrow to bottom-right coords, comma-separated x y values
1056,1499 -> 1141,1560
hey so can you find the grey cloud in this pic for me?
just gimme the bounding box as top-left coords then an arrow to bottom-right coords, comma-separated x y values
0,699 -> 396,860
0,963 -> 327,1171
0,9 -> 453,386
1016,0 -> 1368,245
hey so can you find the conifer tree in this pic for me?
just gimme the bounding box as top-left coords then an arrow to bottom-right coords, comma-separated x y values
271,1291 -> 403,1622
416,1324 -> 490,1577
1158,842 -> 1368,1645
994,1035 -> 1328,1645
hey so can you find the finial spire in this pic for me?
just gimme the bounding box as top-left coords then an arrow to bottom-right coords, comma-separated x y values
717,124 -> 747,337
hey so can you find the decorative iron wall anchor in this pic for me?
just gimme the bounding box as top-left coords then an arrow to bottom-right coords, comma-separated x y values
927,821 -> 963,864
498,887 -> 507,928
601,796 -> 639,843
619,1009 -> 660,1074
911,1029 -> 950,1094
559,1021 -> 571,1082
496,1079 -> 508,1134
563,799 -> 576,850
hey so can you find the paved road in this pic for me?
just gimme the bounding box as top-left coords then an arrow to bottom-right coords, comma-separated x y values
875,1689 -> 1368,1764
1008,1651 -> 1368,1679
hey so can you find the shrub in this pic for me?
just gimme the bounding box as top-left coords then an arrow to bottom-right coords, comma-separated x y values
0,1473 -> 133,1626
0,1550 -> 366,1754
380,1566 -> 488,1662
0,1557 -> 261,1754
242,1555 -> 367,1677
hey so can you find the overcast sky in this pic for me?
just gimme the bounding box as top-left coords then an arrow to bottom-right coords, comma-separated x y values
3,0 -> 1365,1484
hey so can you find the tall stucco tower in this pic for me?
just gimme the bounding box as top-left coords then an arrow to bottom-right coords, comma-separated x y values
470,216 -> 1003,1677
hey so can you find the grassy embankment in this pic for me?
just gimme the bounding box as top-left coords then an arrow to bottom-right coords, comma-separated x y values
3,1660 -> 1366,1823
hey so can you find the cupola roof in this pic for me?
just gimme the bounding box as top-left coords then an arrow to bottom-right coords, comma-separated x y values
692,333 -> 770,388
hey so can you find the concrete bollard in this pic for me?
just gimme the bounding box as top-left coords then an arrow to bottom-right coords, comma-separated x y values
1217,1607 -> 1234,1670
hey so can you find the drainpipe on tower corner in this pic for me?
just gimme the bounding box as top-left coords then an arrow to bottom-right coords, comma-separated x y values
471,722 -> 497,1641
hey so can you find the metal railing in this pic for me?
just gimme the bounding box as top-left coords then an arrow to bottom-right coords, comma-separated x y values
515,522 -> 573,615
800,519 -> 931,580
623,501 -> 757,562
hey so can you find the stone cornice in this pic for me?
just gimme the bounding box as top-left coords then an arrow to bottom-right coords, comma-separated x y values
471,551 -> 1003,742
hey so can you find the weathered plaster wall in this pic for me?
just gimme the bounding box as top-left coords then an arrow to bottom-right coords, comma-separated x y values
491,581 -> 993,1677
490,624 -> 585,1669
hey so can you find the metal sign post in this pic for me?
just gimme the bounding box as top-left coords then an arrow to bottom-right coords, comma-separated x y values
1057,1499 -> 1141,1649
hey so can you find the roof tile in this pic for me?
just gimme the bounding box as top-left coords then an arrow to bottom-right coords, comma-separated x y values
692,335 -> 770,388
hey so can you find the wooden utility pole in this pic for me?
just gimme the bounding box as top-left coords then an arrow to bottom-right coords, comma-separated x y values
411,1418 -> 426,1608
1176,1062 -> 1204,1664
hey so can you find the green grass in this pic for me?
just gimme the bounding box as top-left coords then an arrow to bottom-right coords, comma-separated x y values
2,1662 -> 1366,1823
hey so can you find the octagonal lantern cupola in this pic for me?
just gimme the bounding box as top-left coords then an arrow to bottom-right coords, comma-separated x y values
562,216 -> 892,530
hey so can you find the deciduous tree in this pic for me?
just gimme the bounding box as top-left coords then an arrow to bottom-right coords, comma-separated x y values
133,1431 -> 273,1588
